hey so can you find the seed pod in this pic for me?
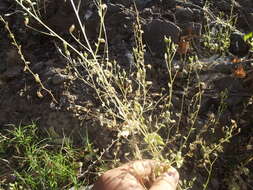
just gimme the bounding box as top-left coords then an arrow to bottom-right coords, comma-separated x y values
24,17 -> 29,26
69,24 -> 75,33
37,90 -> 43,98
34,74 -> 41,83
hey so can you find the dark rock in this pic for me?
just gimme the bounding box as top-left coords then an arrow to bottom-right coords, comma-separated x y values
0,48 -> 23,81
0,0 -> 11,13
229,32 -> 250,57
246,12 -> 253,31
190,0 -> 205,7
180,22 -> 202,37
109,0 -> 132,7
213,76 -> 249,112
109,0 -> 155,9
1,67 -> 22,81
141,8 -> 154,18
199,96 -> 220,116
51,73 -> 71,85
216,0 -> 231,12
236,0 -> 253,9
104,3 -> 135,42
161,10 -> 176,22
192,8 -> 204,23
236,14 -> 249,31
31,61 -> 46,72
213,76 -> 245,92
234,1 -> 253,31
44,67 -> 57,77
41,0 -> 99,38
161,0 -> 177,10
106,3 -> 124,15
175,6 -> 195,24
143,19 -> 181,56
135,0 -> 153,9
105,7 -> 133,26
144,6 -> 162,19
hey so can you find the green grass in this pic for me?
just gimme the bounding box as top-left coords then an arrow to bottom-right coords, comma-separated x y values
0,124 -> 102,189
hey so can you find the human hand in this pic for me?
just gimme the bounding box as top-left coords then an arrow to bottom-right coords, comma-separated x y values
92,160 -> 179,190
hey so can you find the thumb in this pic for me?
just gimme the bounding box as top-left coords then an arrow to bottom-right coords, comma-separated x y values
150,167 -> 179,190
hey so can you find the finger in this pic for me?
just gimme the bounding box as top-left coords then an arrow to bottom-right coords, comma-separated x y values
122,160 -> 159,178
92,166 -> 146,190
150,167 -> 179,190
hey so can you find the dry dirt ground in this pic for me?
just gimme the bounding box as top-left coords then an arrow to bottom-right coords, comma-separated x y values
0,0 -> 253,189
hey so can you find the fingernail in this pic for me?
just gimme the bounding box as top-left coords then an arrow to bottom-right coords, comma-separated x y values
166,168 -> 179,182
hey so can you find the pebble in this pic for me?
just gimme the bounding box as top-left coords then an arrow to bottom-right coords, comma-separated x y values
143,19 -> 181,56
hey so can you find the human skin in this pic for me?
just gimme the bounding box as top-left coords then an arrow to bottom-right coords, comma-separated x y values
92,160 -> 179,190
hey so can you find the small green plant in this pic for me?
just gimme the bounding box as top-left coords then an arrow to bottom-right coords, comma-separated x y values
243,32 -> 253,51
0,124 -> 100,189
202,1 -> 237,54
202,12 -> 237,54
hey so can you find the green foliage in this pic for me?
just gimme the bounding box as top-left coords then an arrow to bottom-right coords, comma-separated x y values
0,124 -> 89,189
244,32 -> 253,51
243,32 -> 253,41
202,9 -> 237,54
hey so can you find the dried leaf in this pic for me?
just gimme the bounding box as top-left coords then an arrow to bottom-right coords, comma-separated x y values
24,17 -> 29,26
37,90 -> 43,98
177,37 -> 190,55
234,64 -> 246,78
69,24 -> 75,33
34,74 -> 41,83
231,57 -> 242,63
